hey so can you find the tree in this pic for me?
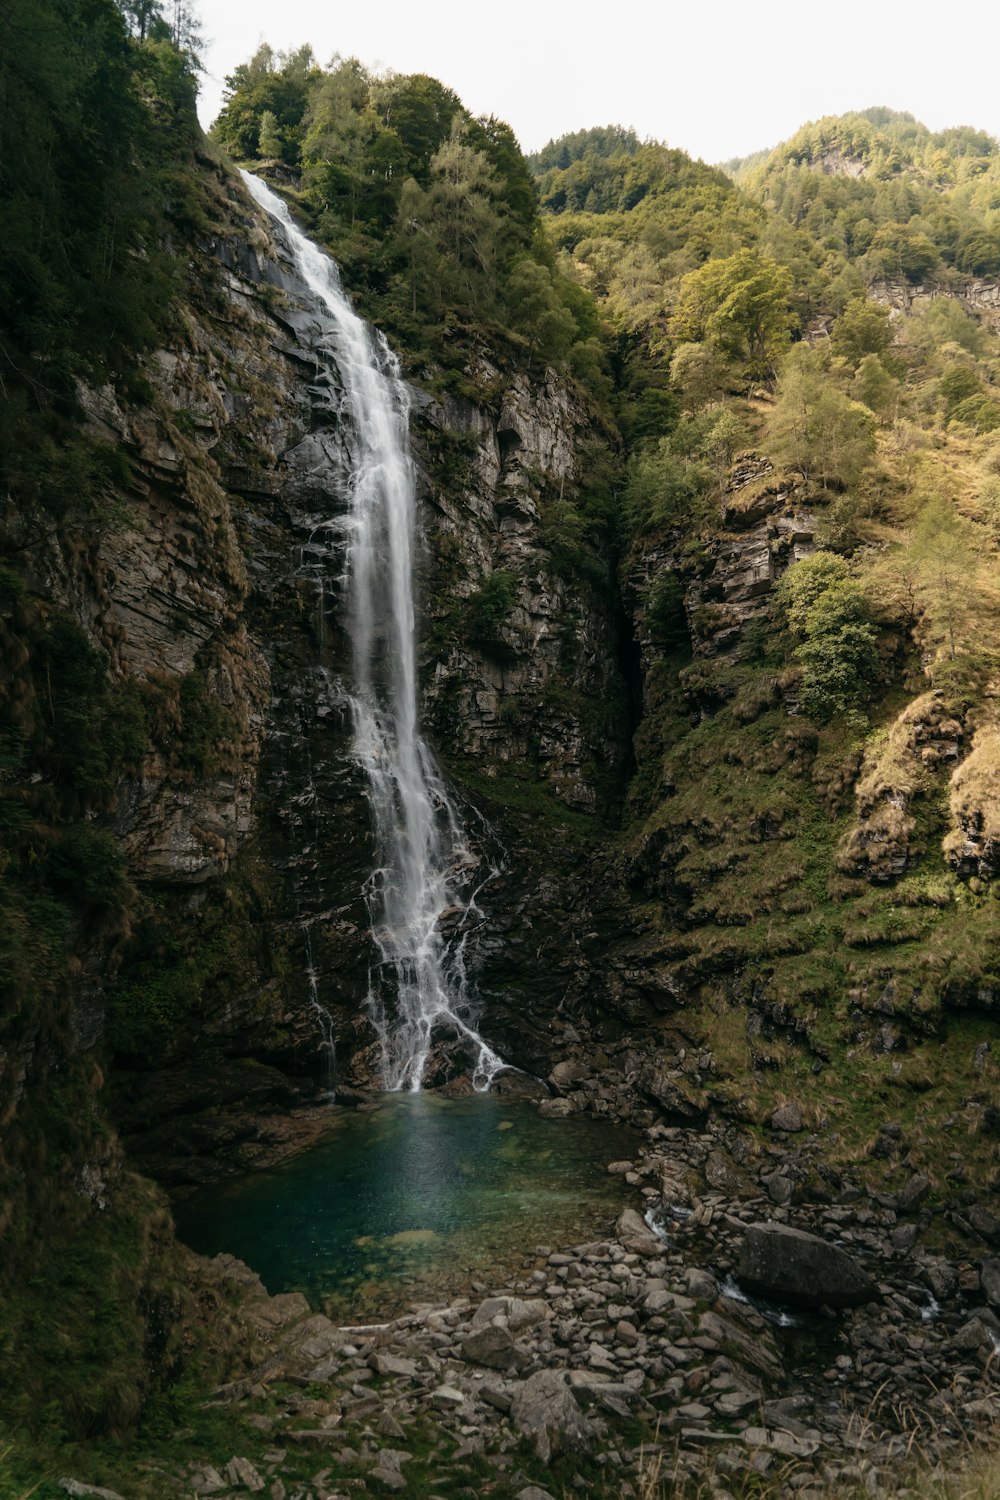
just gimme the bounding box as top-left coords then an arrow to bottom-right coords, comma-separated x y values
830,298 -> 893,368
257,109 -> 282,159
868,222 -> 940,282
117,0 -> 162,39
669,340 -> 728,410
777,553 -> 879,720
622,438 -> 710,535
373,72 -> 463,185
213,43 -> 317,163
702,408 -> 748,493
418,123 -> 508,315
506,259 -> 575,362
852,354 -> 898,419
670,248 -> 794,384
909,495 -> 979,662
766,345 -> 876,487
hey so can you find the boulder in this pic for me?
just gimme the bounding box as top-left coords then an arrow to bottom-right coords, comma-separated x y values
736,1223 -> 877,1309
770,1102 -> 803,1133
369,1449 -> 410,1493
981,1258 -> 1000,1307
897,1172 -> 931,1212
615,1207 -> 660,1254
764,1172 -> 793,1206
549,1059 -> 590,1090
510,1369 -> 595,1463
224,1459 -> 265,1493
952,1311 -> 1000,1352
537,1097 -> 576,1119
969,1204 -> 1000,1242
460,1324 -> 526,1372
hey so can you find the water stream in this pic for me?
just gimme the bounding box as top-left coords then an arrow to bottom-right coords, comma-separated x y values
242,172 -> 505,1094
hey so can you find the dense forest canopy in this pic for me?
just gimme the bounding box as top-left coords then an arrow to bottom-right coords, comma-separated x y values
211,48 -> 609,382
732,108 -> 1000,280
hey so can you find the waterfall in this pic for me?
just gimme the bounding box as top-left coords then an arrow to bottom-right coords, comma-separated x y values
242,172 -> 505,1094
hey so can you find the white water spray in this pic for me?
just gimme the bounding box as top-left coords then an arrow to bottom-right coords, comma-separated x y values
242,172 -> 505,1093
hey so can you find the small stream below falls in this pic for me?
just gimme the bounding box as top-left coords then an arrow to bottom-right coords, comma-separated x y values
175,1097 -> 636,1322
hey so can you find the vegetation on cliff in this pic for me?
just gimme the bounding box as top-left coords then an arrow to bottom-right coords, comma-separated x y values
0,0 -> 221,1445
530,113 -> 1000,1165
212,49 -> 610,384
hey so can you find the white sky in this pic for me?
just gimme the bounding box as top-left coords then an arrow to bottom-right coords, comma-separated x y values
195,0 -> 1000,166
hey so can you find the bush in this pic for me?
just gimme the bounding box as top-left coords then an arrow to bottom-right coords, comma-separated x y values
46,825 -> 127,916
778,552 -> 879,720
464,570 -> 519,646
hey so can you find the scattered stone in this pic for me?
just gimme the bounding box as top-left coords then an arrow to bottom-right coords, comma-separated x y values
58,1484 -> 127,1500
507,1297 -> 550,1332
736,1224 -> 877,1308
683,1267 -> 718,1300
376,1411 -> 407,1440
704,1150 -> 746,1193
190,1467 -> 227,1495
369,1448 -> 410,1492
742,1427 -> 820,1459
368,1352 -> 418,1378
241,1292 -> 311,1331
892,1222 -> 918,1253
225,1457 -> 266,1492
616,1207 -> 659,1254
430,1385 -> 465,1408
952,1313 -> 1000,1351
981,1258 -> 1000,1306
968,1205 -> 1000,1241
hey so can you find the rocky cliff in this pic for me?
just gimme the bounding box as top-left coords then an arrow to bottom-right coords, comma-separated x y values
1,151 -> 637,1205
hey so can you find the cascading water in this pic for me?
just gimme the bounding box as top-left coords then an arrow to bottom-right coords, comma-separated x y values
242,172 -> 505,1094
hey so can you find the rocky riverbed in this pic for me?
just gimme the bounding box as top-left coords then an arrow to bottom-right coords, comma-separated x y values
59,1092 -> 999,1500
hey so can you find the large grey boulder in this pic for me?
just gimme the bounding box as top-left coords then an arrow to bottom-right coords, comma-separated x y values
736,1223 -> 877,1309
509,1369 -> 595,1462
460,1323 -> 527,1372
981,1258 -> 1000,1306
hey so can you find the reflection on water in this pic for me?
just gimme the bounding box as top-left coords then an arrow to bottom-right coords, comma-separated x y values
175,1095 -> 635,1320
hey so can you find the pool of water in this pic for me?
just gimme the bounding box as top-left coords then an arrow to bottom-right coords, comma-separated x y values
175,1095 -> 637,1321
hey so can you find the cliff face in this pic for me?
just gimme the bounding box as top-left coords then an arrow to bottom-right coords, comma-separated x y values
417,367 -> 627,815
869,276 -> 1000,330
0,157 -> 633,1196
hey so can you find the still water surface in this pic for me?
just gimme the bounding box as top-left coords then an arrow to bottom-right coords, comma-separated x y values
175,1094 -> 636,1320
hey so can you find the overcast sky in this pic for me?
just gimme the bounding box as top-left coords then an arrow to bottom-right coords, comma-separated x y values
195,0 -> 1000,166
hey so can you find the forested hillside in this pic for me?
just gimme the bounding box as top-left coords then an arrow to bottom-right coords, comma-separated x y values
526,112 -> 1000,1172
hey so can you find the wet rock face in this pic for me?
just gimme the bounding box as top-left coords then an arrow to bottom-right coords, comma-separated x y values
414,370 -> 627,817
736,1223 -> 877,1309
